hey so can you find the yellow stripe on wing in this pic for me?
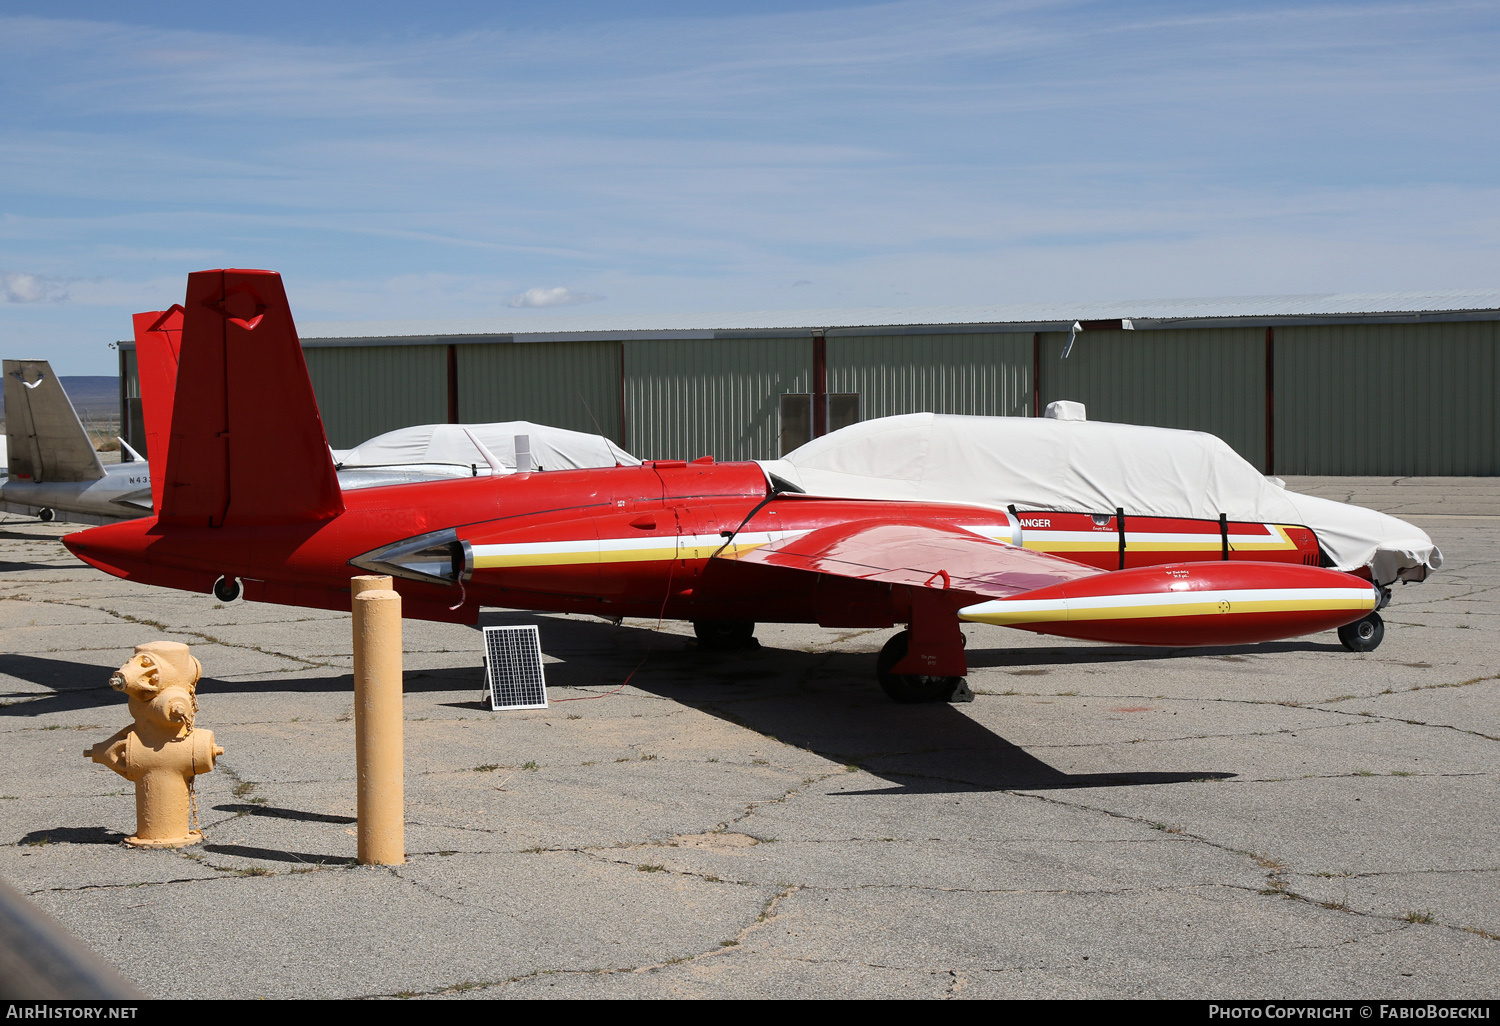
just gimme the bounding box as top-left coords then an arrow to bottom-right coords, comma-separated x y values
1022,524 -> 1299,553
961,585 -> 1375,625
969,596 -> 1373,626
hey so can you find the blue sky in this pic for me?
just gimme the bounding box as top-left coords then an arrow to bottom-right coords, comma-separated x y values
3,0 -> 1497,372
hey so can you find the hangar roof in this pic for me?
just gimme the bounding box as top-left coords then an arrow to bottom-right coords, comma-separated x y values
295,288 -> 1500,346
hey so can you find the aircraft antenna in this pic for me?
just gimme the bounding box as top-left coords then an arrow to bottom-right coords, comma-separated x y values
576,389 -> 625,466
462,428 -> 509,475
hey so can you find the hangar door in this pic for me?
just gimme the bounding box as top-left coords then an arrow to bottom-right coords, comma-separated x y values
304,344 -> 448,450
1038,327 -> 1267,470
1274,321 -> 1499,475
457,341 -> 623,444
826,333 -> 1033,421
624,338 -> 813,461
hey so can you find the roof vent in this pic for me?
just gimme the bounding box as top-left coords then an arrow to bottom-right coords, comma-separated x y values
1044,400 -> 1087,422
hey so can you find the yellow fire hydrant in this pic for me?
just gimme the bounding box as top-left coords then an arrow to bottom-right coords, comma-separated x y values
84,641 -> 223,848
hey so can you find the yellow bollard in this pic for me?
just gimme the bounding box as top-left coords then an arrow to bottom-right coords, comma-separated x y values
351,575 -> 404,865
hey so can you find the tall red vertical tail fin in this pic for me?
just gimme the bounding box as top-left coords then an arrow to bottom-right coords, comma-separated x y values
160,269 -> 344,527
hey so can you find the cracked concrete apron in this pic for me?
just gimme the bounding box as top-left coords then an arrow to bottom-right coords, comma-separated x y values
0,476 -> 1496,999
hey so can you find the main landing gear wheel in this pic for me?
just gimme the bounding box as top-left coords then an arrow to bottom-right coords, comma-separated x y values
875,630 -> 971,704
37,508 -> 55,523
213,576 -> 242,603
1338,612 -> 1384,653
692,620 -> 758,650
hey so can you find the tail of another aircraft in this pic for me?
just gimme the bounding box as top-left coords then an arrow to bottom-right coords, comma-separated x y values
2,360 -> 105,484
155,269 -> 343,527
131,306 -> 183,512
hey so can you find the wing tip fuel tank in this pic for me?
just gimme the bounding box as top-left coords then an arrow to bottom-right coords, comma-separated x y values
958,561 -> 1378,646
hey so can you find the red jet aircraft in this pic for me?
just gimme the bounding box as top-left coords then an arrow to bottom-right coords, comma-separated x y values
67,270 -> 1380,702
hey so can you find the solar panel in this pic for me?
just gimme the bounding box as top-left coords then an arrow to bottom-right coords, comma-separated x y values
481,625 -> 548,710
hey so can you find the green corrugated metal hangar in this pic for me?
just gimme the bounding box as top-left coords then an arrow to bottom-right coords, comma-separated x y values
117,291 -> 1500,476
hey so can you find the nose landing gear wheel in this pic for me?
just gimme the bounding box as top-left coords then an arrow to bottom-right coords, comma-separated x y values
212,576 -> 241,603
38,508 -> 55,523
1338,612 -> 1384,652
876,630 -> 969,703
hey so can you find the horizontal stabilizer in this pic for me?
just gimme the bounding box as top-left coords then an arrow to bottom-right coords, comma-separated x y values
2,360 -> 104,484
160,270 -> 343,526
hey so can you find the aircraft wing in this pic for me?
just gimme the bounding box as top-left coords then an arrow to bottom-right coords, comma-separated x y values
723,516 -> 1376,659
725,518 -> 1102,598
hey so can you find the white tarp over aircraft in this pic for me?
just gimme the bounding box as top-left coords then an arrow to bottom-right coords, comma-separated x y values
333,421 -> 639,473
762,412 -> 1441,586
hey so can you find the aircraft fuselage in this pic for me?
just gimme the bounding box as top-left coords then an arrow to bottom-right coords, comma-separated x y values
66,458 -> 1355,649
1,461 -> 152,522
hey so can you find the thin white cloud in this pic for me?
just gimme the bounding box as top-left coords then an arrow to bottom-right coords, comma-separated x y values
504,286 -> 604,309
0,270 -> 68,303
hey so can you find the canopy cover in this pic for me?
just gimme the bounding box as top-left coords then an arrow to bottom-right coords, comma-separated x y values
763,413 -> 1440,586
333,421 -> 639,473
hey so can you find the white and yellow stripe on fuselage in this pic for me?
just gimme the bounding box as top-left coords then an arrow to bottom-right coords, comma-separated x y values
471,531 -> 801,570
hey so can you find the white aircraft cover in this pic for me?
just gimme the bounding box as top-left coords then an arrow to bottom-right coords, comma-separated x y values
333,422 -> 639,473
762,413 -> 1441,586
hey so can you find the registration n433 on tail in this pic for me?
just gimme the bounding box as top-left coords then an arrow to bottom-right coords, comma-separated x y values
66,269 -> 1381,703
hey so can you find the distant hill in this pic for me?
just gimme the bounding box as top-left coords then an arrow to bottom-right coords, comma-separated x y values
58,377 -> 120,420
1,376 -> 119,425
